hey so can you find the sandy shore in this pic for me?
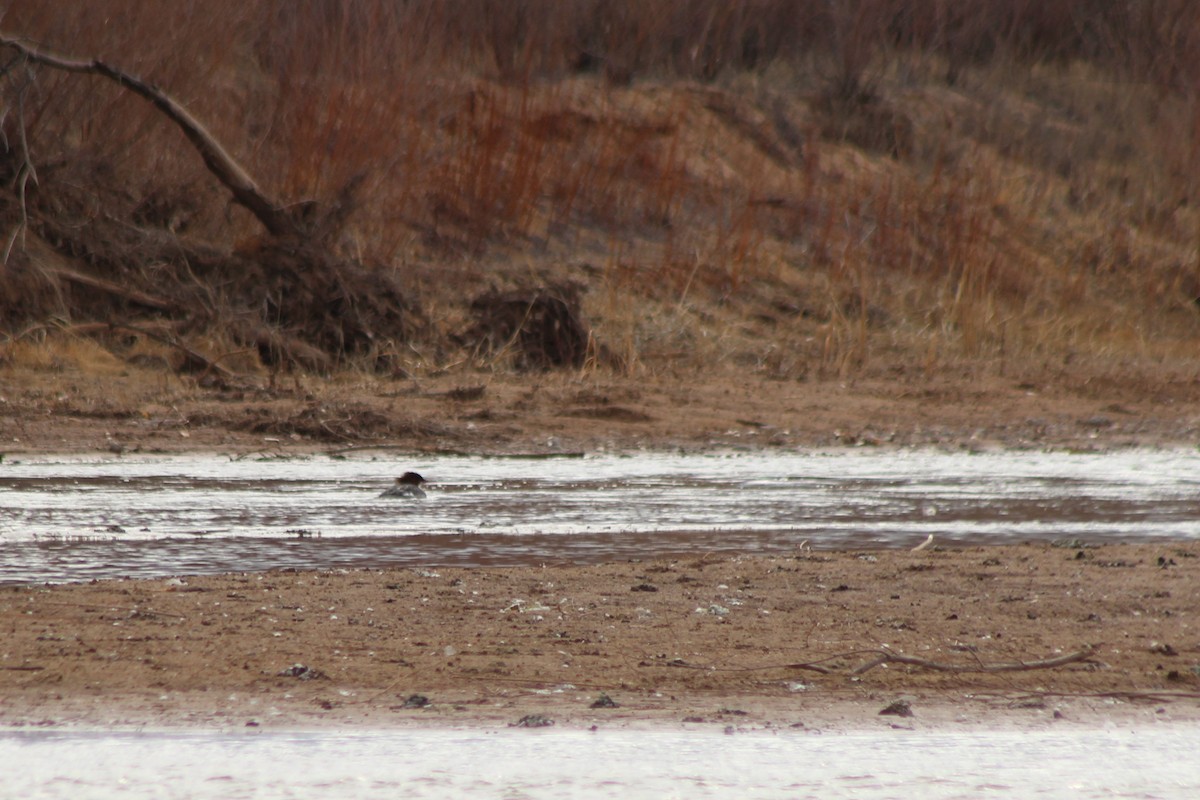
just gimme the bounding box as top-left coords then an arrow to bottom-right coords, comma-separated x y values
3,543 -> 1198,731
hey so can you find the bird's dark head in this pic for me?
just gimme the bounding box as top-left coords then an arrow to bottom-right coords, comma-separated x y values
397,471 -> 426,486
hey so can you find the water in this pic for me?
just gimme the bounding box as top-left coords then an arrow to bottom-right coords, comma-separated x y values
3,726 -> 1198,799
3,449 -> 1199,583
5,450 -> 1199,798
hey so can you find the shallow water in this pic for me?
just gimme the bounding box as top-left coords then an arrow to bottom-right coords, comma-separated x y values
3,725 -> 1198,799
2,449 -> 1199,583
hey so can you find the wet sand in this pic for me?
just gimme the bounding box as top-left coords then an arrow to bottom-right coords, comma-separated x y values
3,542 -> 1198,731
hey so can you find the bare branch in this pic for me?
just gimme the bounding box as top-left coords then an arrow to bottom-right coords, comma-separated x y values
1,63 -> 37,264
0,32 -> 297,238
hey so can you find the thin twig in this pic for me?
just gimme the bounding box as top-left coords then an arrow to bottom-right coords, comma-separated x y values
20,599 -> 187,620
50,267 -> 177,311
1,65 -> 36,265
67,322 -> 238,380
976,689 -> 1200,703
666,649 -> 886,675
850,645 -> 1097,676
664,646 -> 1099,679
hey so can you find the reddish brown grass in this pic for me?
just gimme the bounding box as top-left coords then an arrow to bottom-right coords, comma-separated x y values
2,0 -> 1200,380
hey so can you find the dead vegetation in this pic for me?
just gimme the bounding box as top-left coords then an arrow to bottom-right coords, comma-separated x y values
232,400 -> 450,443
2,1 -> 1200,392
0,31 -> 416,375
462,282 -> 595,370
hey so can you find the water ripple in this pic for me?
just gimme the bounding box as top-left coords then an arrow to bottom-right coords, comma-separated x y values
2,449 -> 1198,583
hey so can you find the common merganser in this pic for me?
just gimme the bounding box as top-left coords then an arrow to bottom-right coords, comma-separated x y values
380,471 -> 427,499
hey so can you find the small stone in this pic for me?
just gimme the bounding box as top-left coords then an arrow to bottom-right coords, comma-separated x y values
589,693 -> 619,709
512,714 -> 554,728
279,663 -> 325,680
878,700 -> 913,717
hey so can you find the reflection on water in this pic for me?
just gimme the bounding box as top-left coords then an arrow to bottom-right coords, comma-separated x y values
2,726 -> 1198,800
2,449 -> 1199,583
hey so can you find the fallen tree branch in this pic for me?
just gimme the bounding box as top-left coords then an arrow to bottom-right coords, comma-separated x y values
0,32 -> 296,238
50,266 -> 177,311
67,322 -> 238,379
850,645 -> 1097,676
0,32 -> 413,367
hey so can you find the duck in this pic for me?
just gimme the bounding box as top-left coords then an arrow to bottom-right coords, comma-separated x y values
379,471 -> 428,499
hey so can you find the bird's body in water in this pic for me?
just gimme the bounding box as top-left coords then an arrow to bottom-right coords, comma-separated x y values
380,471 -> 427,499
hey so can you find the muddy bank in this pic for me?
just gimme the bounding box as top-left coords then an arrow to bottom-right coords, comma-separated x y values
4,368 -> 1200,457
2,543 -> 1198,730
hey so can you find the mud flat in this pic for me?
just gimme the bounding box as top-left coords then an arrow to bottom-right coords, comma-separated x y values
2,542 -> 1198,730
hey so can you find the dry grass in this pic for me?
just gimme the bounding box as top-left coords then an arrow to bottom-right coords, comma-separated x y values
3,1 -> 1200,384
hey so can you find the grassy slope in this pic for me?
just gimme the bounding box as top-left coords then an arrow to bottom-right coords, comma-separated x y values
2,1 -> 1199,388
